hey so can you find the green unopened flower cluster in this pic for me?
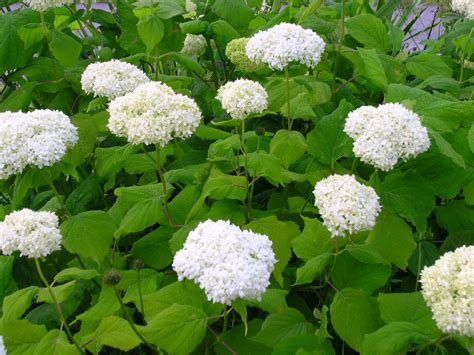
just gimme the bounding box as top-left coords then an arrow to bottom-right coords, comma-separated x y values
225,38 -> 264,73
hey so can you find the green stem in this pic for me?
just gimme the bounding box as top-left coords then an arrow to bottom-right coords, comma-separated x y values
112,285 -> 157,352
137,269 -> 145,319
220,305 -> 229,339
350,158 -> 358,174
41,170 -> 66,211
155,145 -> 175,227
35,259 -> 85,354
460,29 -> 473,84
285,67 -> 292,131
332,0 -> 346,94
241,119 -> 250,221
247,135 -> 261,217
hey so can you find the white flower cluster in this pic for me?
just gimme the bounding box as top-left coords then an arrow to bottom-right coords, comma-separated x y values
81,60 -> 150,100
452,0 -> 474,19
172,219 -> 277,305
0,110 -> 78,180
0,209 -> 62,258
313,175 -> 381,237
246,23 -> 326,70
216,79 -> 268,119
181,34 -> 207,57
0,336 -> 6,355
25,0 -> 74,11
344,103 -> 430,171
421,245 -> 474,336
108,81 -> 202,146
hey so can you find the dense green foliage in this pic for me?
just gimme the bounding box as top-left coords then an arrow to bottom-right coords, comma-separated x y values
0,0 -> 473,354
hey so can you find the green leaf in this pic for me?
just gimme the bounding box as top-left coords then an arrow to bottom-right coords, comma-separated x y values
137,15 -> 164,54
363,322 -> 431,355
65,176 -> 102,215
245,289 -> 288,314
144,304 -> 208,354
346,14 -> 388,52
270,129 -> 307,168
331,253 -> 391,294
54,268 -> 100,283
131,227 -> 173,269
212,0 -> 254,29
61,211 -> 117,265
2,319 -> 47,354
253,308 -> 313,347
246,216 -> 300,286
0,256 -> 16,309
406,53 -> 453,80
33,330 -> 79,355
346,244 -> 388,265
357,48 -> 388,89
2,286 -> 39,322
272,334 -> 335,355
429,130 -> 466,168
386,84 -> 474,132
37,281 -> 76,304
0,14 -> 34,73
435,200 -> 474,234
468,124 -> 474,153
330,288 -> 382,352
294,253 -> 332,286
95,144 -> 141,178
292,217 -> 333,262
157,0 -> 185,19
142,280 -> 222,322
379,171 -> 435,231
179,20 -> 209,34
77,286 -> 120,321
116,197 -> 164,236
17,24 -> 44,49
367,212 -> 417,270
307,100 -> 354,166
88,315 -> 142,353
245,152 -> 284,185
377,292 -> 441,338
298,0 -> 324,25
47,30 -> 82,67
167,52 -> 206,75
0,82 -> 37,112
207,20 -> 240,52
203,169 -> 248,201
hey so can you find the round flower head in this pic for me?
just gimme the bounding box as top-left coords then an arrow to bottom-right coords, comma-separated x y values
344,103 -> 430,171
108,81 -> 202,146
172,219 -> 277,305
181,34 -> 207,57
421,245 -> 474,336
25,0 -> 74,11
451,0 -> 474,19
81,60 -> 150,100
225,38 -> 264,73
0,209 -> 62,258
0,110 -> 78,180
246,23 -> 326,70
313,174 -> 381,237
216,79 -> 268,119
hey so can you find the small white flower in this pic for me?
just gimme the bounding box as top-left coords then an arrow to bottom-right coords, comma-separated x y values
0,110 -> 78,180
313,174 -> 381,237
452,0 -> 474,19
421,245 -> 474,336
181,34 -> 207,57
81,60 -> 150,100
172,220 -> 277,305
246,23 -> 326,70
108,81 -> 202,146
216,79 -> 268,119
0,209 -> 62,258
344,103 -> 430,171
25,0 -> 74,11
